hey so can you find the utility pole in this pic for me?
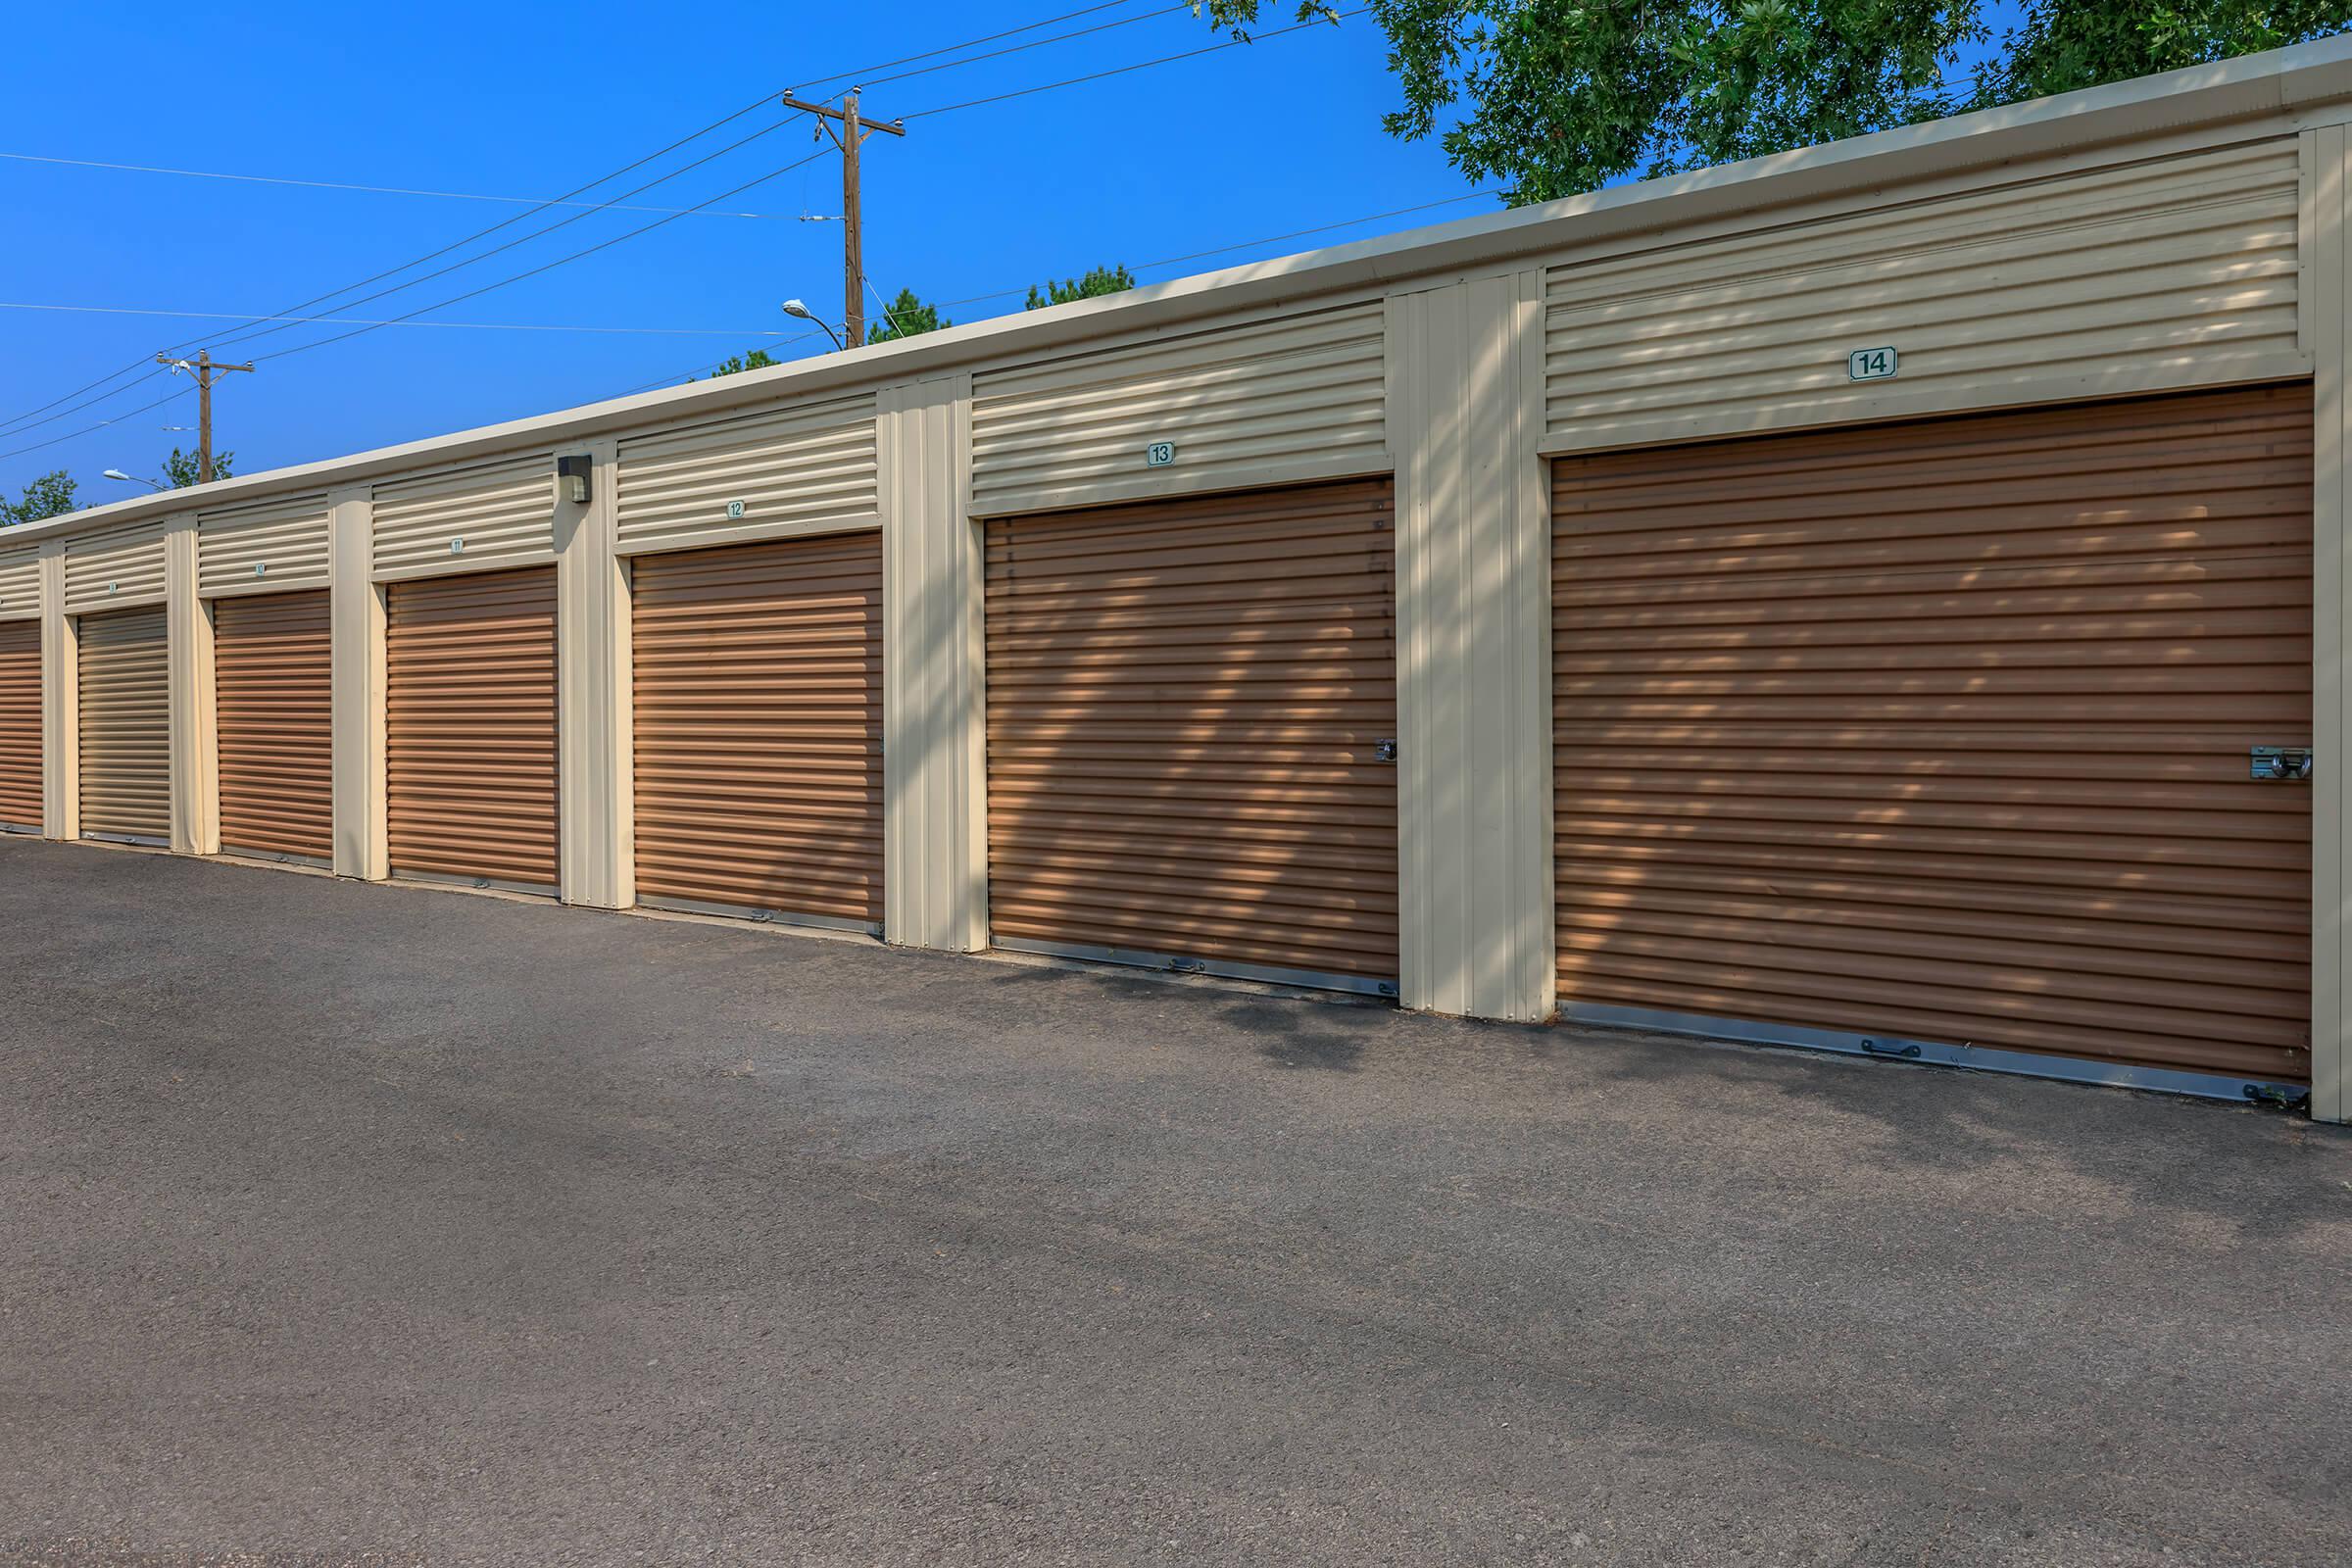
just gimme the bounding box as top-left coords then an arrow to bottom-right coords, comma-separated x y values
778,90 -> 906,348
154,350 -> 254,483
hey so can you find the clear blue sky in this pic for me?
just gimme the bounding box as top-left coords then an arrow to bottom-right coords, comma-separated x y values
0,1 -> 1473,501
2,2 -> 2046,505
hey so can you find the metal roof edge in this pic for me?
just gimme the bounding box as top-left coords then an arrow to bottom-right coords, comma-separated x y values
11,31 -> 2352,546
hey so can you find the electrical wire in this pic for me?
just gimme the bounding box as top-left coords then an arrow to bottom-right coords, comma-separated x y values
852,4 -> 1193,94
0,385 -> 192,465
0,302 -> 812,336
0,151 -> 801,219
249,149 -> 832,367
0,1 -> 1366,459
783,0 -> 1159,97
925,190 -> 1498,312
0,0 -> 1184,439
191,119 -> 800,361
0,97 -> 802,439
905,7 -> 1362,120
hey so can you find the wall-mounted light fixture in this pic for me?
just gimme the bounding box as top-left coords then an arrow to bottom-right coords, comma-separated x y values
557,454 -> 592,505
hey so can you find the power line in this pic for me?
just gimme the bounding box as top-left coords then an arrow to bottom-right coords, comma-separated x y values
905,7 -> 1362,121
249,149 -> 833,368
211,8 -> 1365,370
0,99 -> 801,439
784,0 -> 1160,96
0,115 -> 807,443
854,4 -> 1192,92
0,1 -> 1369,459
0,151 -> 803,219
0,302 -> 817,337
0,385 -> 192,465
929,189 -> 1499,311
0,366 -> 169,443
0,0 -> 1190,441
191,118 -> 800,359
0,117 -> 794,440
618,172 -> 1483,403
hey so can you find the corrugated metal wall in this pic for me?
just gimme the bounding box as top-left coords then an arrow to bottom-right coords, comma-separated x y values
63,517 -> 169,612
631,533 -> 884,926
616,395 -> 878,555
199,494 -> 332,598
385,567 -> 560,888
1544,139 -> 2305,452
372,455 -> 554,580
985,479 -> 1400,988
75,606 -> 171,842
214,589 -> 333,861
971,303 -> 1388,515
1550,383 -> 2313,1081
0,543 -> 36,622
0,618 -> 39,830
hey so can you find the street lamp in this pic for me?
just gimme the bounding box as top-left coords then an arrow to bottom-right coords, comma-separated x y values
102,468 -> 167,492
781,299 -> 844,351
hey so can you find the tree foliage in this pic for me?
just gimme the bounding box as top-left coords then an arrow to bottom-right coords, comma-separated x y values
1027,264 -> 1138,310
1980,0 -> 2350,103
164,446 -> 232,487
699,349 -> 778,379
0,469 -> 78,526
1200,1 -> 2352,204
866,288 -> 953,343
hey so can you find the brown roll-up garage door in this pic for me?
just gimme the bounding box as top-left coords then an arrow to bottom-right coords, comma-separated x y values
1551,383 -> 2313,1084
0,619 -> 39,831
77,605 -> 171,843
386,566 -> 558,890
214,589 -> 332,862
631,533 -> 884,927
986,478 -> 1399,991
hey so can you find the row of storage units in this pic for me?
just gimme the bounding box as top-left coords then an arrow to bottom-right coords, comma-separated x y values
0,386 -> 2325,1094
0,73 -> 2331,1105
0,378 -> 2315,1098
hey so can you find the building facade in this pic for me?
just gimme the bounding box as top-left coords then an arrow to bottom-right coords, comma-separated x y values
5,41 -> 2351,1118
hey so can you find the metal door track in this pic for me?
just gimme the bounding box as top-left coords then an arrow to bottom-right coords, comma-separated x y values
1559,1001 -> 2310,1107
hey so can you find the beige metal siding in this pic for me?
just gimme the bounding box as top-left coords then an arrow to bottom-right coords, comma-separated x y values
615,395 -> 878,555
1544,138 -> 2305,453
0,618 -> 38,829
1551,383 -> 2313,1082
385,567 -> 559,888
199,493 -> 332,598
0,543 -> 36,621
214,590 -> 332,861
971,303 -> 1387,515
76,606 -> 171,841
372,455 -> 553,580
985,479 -> 1400,986
631,533 -> 883,924
63,517 -> 169,612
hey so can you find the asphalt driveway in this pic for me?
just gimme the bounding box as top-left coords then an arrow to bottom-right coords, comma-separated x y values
2,836 -> 2348,1567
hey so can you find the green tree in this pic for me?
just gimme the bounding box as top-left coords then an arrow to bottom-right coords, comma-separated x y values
163,447 -> 232,487
1198,2 -> 2352,205
1026,264 -> 1137,310
866,288 -> 953,343
0,469 -> 78,526
698,349 -> 778,379
1978,0 -> 2348,102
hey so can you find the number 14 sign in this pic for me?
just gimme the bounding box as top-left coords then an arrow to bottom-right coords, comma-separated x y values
1847,346 -> 1898,381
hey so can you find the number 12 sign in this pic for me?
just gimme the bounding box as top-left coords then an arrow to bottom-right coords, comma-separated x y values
1847,346 -> 1898,381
